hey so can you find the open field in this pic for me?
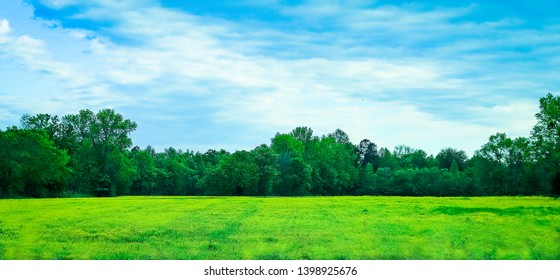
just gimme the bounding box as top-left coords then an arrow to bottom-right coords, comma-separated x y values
0,196 -> 559,260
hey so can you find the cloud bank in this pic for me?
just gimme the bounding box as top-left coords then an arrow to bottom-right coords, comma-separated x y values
1,0 -> 559,155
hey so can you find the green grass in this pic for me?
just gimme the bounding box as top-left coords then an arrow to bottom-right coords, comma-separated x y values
0,196 -> 559,260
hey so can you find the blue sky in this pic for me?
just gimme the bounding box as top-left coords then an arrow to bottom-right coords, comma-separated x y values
1,0 -> 559,155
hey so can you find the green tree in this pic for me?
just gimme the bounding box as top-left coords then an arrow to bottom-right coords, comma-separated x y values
0,128 -> 70,197
391,168 -> 416,195
477,133 -> 511,164
407,149 -> 430,169
251,145 -> 279,196
130,146 -> 157,195
290,126 -> 317,145
20,113 -> 76,150
357,163 -> 377,195
271,133 -> 311,195
201,149 -> 231,167
378,148 -> 398,169
393,145 -> 415,169
375,167 -> 393,195
531,93 -> 560,195
412,167 -> 444,196
440,168 -> 472,196
203,151 -> 259,196
315,133 -> 359,195
62,109 -> 137,196
356,139 -> 379,169
154,148 -> 199,195
475,133 -> 532,195
436,147 -> 468,171
327,128 -> 351,145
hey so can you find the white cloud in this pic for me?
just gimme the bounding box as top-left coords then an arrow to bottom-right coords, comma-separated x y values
0,19 -> 11,35
0,20 -> 125,114
280,2 -> 473,34
37,0 -> 77,8
1,1 -> 558,154
0,20 -> 81,84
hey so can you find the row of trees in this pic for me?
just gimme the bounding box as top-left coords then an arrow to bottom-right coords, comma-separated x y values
2,94 -> 560,198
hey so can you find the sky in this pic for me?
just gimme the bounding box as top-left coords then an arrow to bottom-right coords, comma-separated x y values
0,0 -> 559,156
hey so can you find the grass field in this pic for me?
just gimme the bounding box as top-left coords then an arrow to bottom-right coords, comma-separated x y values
0,196 -> 559,260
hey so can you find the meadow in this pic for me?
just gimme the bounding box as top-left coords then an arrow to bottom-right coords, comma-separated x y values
0,196 -> 559,260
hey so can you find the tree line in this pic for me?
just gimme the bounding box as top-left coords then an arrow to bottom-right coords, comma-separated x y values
2,93 -> 560,198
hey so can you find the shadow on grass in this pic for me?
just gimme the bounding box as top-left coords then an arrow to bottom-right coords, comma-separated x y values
432,206 -> 560,216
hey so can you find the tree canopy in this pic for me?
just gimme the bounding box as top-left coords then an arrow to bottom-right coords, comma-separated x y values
2,94 -> 560,197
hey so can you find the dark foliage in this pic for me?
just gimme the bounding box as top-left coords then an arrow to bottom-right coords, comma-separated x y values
3,94 -> 560,197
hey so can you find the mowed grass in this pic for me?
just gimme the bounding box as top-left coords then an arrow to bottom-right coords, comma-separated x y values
0,196 -> 559,260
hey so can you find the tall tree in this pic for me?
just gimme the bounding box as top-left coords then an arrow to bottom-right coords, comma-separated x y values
475,133 -> 532,195
436,147 -> 468,171
251,145 -> 279,196
320,133 -> 359,195
378,147 -> 399,170
408,149 -> 430,169
21,113 -> 77,153
0,128 -> 70,197
356,139 -> 379,169
154,148 -> 199,195
130,146 -> 157,195
531,93 -> 560,195
290,127 -> 317,144
327,128 -> 351,145
271,133 -> 311,195
394,145 -> 415,169
477,133 -> 512,164
63,109 -> 137,196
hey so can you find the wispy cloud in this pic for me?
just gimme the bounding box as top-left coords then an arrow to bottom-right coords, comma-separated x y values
0,17 -> 134,114
0,0 -> 558,155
